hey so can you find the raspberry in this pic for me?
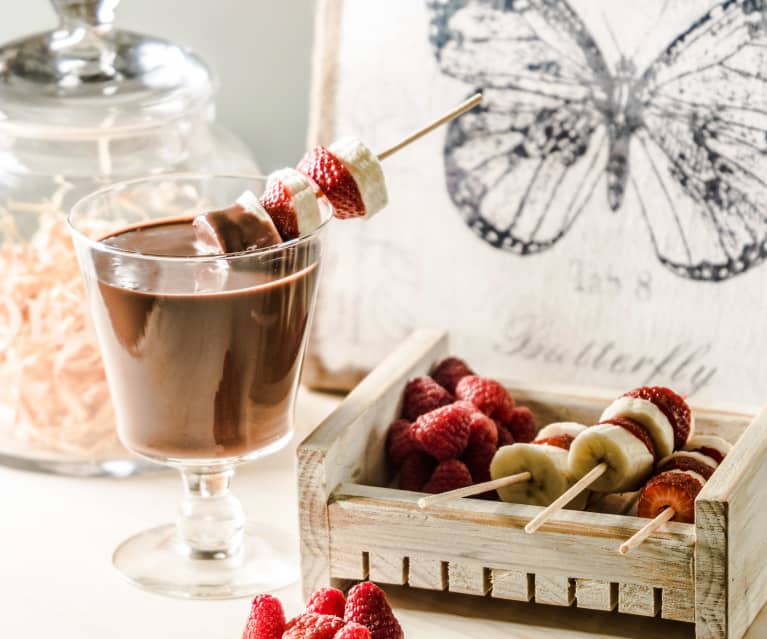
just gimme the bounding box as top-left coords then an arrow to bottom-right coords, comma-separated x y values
297,146 -> 365,219
657,455 -> 715,480
398,453 -> 436,491
307,587 -> 346,618
284,613 -> 345,639
533,434 -> 574,450
600,416 -> 656,457
460,405 -> 498,483
401,376 -> 453,421
431,357 -> 475,394
422,459 -> 473,493
455,376 -> 515,422
496,422 -> 515,447
503,406 -> 536,443
637,470 -> 703,523
413,403 -> 472,460
334,623 -> 371,639
242,594 -> 285,639
386,419 -> 420,468
625,386 -> 692,451
344,582 -> 403,639
260,175 -> 299,240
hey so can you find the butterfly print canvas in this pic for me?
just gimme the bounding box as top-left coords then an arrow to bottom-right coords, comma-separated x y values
429,0 -> 767,281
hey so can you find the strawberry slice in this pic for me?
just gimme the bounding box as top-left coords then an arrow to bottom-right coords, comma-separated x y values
637,470 -> 703,523
532,434 -> 574,450
260,178 -> 300,240
297,146 -> 366,219
625,386 -> 691,451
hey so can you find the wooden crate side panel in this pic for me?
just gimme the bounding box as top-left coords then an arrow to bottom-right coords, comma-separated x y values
662,588 -> 695,623
297,447 -> 332,598
535,575 -> 574,607
492,569 -> 532,602
695,498 -> 727,639
699,404 -> 767,639
328,486 -> 695,591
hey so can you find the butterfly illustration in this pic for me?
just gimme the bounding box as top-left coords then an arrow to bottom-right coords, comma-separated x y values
429,0 -> 767,281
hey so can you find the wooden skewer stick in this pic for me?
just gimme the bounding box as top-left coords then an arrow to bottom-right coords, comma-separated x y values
377,93 -> 483,161
619,507 -> 676,555
524,462 -> 608,534
417,471 -> 531,509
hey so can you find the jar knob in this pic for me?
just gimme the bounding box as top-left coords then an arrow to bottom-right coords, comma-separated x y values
50,0 -> 120,28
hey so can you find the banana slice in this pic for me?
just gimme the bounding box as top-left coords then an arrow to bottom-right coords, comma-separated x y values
535,422 -> 587,440
490,444 -> 588,509
568,423 -> 654,492
684,435 -> 732,464
600,397 -> 674,458
329,137 -> 388,218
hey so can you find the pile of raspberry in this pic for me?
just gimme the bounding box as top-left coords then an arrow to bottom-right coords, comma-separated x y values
386,357 -> 535,495
243,582 -> 403,639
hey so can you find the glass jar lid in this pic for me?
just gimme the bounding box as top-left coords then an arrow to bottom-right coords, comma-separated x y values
0,0 -> 213,138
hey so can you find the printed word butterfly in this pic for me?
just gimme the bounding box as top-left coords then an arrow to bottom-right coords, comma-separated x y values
430,0 -> 767,281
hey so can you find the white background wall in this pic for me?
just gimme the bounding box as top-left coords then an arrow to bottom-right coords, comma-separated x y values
0,0 -> 316,170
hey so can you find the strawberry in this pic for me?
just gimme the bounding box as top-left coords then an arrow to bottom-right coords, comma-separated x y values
657,455 -> 715,480
401,376 -> 453,421
637,470 -> 703,523
398,452 -> 436,491
431,357 -> 475,394
455,376 -> 515,422
695,446 -> 725,465
625,386 -> 692,451
242,594 -> 285,639
503,406 -> 536,443
297,146 -> 365,219
260,176 -> 299,240
496,422 -> 515,447
283,613 -> 345,639
533,434 -> 574,450
334,623 -> 371,639
422,459 -> 473,494
600,416 -> 656,457
413,403 -> 472,460
307,587 -> 346,619
386,419 -> 420,468
344,582 -> 403,639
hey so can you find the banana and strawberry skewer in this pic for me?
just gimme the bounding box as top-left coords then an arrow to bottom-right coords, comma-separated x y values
524,386 -> 694,533
619,435 -> 732,554
194,94 -> 482,252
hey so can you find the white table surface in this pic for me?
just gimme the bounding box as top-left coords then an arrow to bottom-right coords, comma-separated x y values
3,388 -> 766,639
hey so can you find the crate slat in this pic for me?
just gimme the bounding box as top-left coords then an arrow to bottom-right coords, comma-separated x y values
575,579 -> 617,611
535,575 -> 574,607
448,563 -> 489,595
491,569 -> 532,602
618,583 -> 660,617
662,587 -> 695,623
408,558 -> 446,591
368,551 -> 407,585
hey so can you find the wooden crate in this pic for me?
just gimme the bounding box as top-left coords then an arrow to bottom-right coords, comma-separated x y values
297,330 -> 767,639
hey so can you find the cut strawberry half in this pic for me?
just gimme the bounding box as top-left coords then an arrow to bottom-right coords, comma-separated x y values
625,386 -> 692,451
637,470 -> 704,523
297,146 -> 366,219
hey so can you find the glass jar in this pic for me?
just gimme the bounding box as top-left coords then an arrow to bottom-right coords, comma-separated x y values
0,0 -> 257,476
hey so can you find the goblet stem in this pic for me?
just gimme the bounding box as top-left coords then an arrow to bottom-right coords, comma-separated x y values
177,467 -> 245,560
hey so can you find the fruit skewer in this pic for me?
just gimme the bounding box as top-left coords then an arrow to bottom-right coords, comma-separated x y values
525,386 -> 693,534
618,435 -> 732,554
416,422 -> 587,509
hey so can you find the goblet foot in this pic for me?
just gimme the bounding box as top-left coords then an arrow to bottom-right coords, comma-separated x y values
112,521 -> 298,599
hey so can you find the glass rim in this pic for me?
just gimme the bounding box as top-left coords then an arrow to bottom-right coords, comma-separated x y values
67,172 -> 334,262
